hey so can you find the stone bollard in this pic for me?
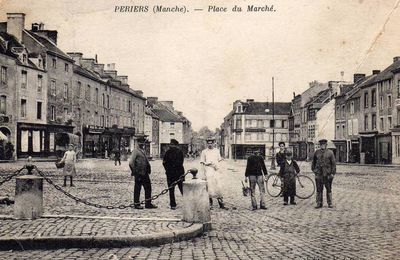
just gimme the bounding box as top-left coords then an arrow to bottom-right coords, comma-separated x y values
14,175 -> 43,220
182,169 -> 211,227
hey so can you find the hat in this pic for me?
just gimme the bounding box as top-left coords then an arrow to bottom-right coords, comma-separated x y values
206,138 -> 215,143
285,151 -> 293,156
170,139 -> 179,145
278,141 -> 286,147
318,139 -> 328,144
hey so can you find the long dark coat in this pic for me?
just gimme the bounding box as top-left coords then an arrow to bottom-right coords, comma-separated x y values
163,146 -> 185,179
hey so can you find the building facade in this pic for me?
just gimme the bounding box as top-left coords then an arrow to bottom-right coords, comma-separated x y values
221,99 -> 291,160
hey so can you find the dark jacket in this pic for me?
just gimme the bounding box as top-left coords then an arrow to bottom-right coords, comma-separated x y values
279,160 -> 300,177
163,146 -> 185,178
245,154 -> 268,177
312,149 -> 336,177
129,148 -> 151,176
276,151 -> 286,168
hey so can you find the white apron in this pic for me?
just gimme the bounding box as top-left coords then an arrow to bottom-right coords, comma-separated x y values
200,148 -> 223,198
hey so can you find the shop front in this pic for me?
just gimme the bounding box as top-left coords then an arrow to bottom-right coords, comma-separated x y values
231,144 -> 266,160
332,140 -> 347,163
17,122 -> 74,158
349,139 -> 360,163
360,131 -> 377,164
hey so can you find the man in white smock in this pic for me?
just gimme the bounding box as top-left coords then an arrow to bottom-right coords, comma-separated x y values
200,138 -> 227,209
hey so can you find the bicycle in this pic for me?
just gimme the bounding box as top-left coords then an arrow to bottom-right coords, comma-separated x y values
265,173 -> 315,199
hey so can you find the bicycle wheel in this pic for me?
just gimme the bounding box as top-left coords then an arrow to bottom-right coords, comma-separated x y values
266,173 -> 283,197
295,175 -> 315,199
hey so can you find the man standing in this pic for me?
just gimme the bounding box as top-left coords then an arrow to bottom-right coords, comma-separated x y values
163,139 -> 185,210
200,138 -> 227,209
245,150 -> 268,210
114,148 -> 121,166
276,142 -> 287,169
312,139 -> 336,208
129,142 -> 157,209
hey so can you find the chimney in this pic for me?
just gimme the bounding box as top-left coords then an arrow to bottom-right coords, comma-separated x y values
293,92 -> 296,98
106,63 -> 116,70
31,23 -> 40,32
93,63 -> 104,75
177,111 -> 183,116
372,70 -> 380,75
134,90 -> 143,97
394,56 -> 400,63
147,97 -> 158,107
246,99 -> 254,102
7,13 -> 25,42
67,52 -> 83,65
353,73 -> 366,83
117,75 -> 128,85
161,101 -> 174,109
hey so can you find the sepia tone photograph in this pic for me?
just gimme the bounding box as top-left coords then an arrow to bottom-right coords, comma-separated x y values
0,0 -> 400,259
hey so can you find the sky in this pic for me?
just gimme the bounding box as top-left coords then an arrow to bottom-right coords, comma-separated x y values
1,0 -> 400,130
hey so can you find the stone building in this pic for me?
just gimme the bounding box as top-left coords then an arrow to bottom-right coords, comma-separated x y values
221,99 -> 291,160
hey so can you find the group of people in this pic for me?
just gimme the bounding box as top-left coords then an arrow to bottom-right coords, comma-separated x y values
59,137 -> 336,211
245,139 -> 336,210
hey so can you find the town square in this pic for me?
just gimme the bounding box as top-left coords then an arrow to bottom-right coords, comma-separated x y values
2,0 -> 400,259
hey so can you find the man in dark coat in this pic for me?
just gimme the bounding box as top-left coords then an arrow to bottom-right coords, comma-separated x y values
163,139 -> 185,210
276,142 -> 286,168
312,139 -> 336,208
129,143 -> 157,209
245,150 -> 268,210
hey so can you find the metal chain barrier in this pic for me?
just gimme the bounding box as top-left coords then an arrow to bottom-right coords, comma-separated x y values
0,167 -> 26,187
34,165 -> 191,210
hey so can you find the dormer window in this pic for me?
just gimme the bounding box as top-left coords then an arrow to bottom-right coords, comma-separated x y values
22,54 -> 27,63
38,59 -> 42,68
236,105 -> 243,113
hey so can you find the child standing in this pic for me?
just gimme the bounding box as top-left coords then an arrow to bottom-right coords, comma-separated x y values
279,150 -> 300,205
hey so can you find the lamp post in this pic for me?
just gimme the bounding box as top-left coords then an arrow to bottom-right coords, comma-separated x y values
270,77 -> 276,170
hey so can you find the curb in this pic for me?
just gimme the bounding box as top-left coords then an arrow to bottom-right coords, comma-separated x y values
0,223 -> 209,250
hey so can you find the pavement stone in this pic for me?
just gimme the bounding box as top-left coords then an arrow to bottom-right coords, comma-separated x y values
1,159 -> 400,259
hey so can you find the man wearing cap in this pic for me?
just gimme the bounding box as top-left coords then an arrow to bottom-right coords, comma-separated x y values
200,138 -> 227,209
245,150 -> 268,210
163,139 -> 185,210
276,142 -> 287,168
312,139 -> 336,208
129,142 -> 158,210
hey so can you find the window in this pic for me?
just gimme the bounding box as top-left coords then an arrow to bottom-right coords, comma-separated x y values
51,106 -> 56,121
336,125 -> 340,138
1,66 -> 7,84
388,116 -> 392,129
245,119 -> 251,127
77,108 -> 81,120
20,99 -> 27,118
86,85 -> 91,101
64,63 -> 69,72
21,70 -> 27,89
170,122 -> 175,128
64,108 -> 69,120
371,89 -> 376,107
341,105 -> 345,118
270,120 -> 275,128
50,80 -> 56,96
94,88 -> 98,104
107,95 -> 110,108
77,82 -> 81,97
380,117 -> 384,131
350,101 -> 355,114
22,54 -> 27,63
372,114 -> 376,130
380,96 -> 384,110
37,75 -> 43,92
236,119 -> 242,129
52,58 -> 57,68
63,83 -> 68,100
282,120 -> 287,129
336,106 -> 340,118
103,94 -> 106,107
257,133 -> 263,141
388,95 -> 392,108
364,92 -> 369,108
37,102 -> 42,120
38,59 -> 42,68
245,133 -> 251,141
0,95 -> 6,114
364,115 -> 368,130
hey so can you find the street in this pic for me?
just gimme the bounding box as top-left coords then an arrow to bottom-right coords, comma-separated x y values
1,159 -> 400,259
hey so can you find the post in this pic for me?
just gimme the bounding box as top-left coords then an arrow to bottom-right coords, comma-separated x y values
270,77 -> 276,170
14,175 -> 43,219
182,169 -> 211,228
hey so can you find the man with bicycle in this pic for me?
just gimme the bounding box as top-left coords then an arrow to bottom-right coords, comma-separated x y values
312,139 -> 336,208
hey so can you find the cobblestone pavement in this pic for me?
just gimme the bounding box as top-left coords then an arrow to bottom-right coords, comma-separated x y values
1,159 -> 400,259
0,218 -> 192,237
